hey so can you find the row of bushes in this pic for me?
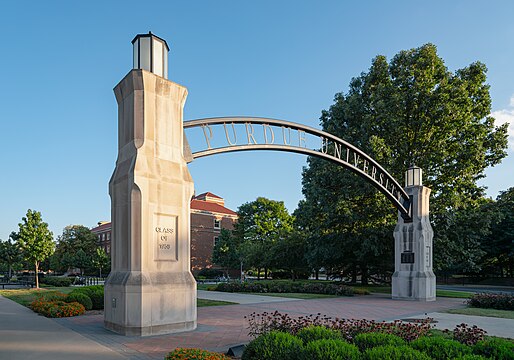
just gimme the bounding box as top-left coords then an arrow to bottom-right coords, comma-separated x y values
468,293 -> 514,311
214,281 -> 355,296
29,285 -> 103,317
40,277 -> 73,287
165,348 -> 230,360
242,327 -> 514,360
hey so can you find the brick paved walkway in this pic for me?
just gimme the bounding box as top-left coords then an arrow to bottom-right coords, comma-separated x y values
55,294 -> 466,359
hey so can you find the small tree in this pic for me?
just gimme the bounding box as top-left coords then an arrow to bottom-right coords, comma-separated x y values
0,232 -> 22,279
212,229 -> 240,277
91,247 -> 110,277
16,209 -> 54,288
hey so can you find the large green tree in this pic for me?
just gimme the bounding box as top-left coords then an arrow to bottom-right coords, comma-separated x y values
53,225 -> 98,273
235,197 -> 294,278
16,209 -> 54,288
299,43 -> 508,281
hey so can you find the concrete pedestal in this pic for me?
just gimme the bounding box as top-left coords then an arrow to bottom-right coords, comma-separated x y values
104,70 -> 196,336
392,186 -> 436,301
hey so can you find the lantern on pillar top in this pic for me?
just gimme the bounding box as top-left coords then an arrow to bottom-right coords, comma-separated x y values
132,32 -> 169,79
405,165 -> 422,187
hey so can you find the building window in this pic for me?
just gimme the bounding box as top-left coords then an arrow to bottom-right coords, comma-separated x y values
214,219 -> 221,229
107,232 -> 110,241
214,237 -> 220,246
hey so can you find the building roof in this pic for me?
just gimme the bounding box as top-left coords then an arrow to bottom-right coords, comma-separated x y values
194,192 -> 222,199
190,199 -> 237,216
91,222 -> 112,233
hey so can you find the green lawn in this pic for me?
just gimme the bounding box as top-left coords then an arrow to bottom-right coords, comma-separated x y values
358,286 -> 472,299
0,287 -> 75,307
247,292 -> 338,299
445,307 -> 514,319
197,298 -> 237,307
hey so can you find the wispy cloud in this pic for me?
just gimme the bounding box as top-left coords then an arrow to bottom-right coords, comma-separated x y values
491,95 -> 514,152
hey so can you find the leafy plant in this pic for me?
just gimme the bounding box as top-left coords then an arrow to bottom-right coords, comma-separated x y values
40,277 -> 73,287
354,332 -> 406,351
467,293 -> 514,311
447,323 -> 487,346
304,339 -> 361,360
296,325 -> 342,344
410,336 -> 472,360
241,331 -> 304,360
30,297 -> 85,318
363,345 -> 431,360
473,338 -> 514,360
164,348 -> 230,360
66,292 -> 93,311
245,310 -> 432,341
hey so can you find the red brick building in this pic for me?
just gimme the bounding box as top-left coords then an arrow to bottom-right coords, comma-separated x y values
91,192 -> 237,274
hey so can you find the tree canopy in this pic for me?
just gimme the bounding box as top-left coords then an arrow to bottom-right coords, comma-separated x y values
298,43 -> 509,281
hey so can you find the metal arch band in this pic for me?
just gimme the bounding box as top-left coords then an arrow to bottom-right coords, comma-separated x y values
183,117 -> 411,218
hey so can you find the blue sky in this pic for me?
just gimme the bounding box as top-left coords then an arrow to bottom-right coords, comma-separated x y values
1,1 -> 513,240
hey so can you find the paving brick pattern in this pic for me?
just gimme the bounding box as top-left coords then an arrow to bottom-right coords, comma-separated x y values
55,294 -> 465,359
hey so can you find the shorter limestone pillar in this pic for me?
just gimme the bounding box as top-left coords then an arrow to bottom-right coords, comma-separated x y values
392,167 -> 436,301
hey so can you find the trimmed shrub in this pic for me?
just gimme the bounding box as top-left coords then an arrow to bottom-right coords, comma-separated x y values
467,293 -> 514,311
66,293 -> 93,311
40,277 -> 73,287
165,348 -> 230,360
410,336 -> 472,360
304,339 -> 361,360
70,286 -> 104,310
363,345 -> 431,360
354,332 -> 406,351
474,338 -> 514,360
296,325 -> 342,344
242,331 -> 304,360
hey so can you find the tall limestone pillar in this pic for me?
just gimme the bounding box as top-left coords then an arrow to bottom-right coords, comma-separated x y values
104,33 -> 196,336
392,166 -> 436,301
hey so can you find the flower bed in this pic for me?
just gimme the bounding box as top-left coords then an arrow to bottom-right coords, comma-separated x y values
31,297 -> 85,318
467,293 -> 514,311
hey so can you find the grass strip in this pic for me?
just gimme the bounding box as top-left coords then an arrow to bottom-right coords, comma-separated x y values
445,307 -> 514,319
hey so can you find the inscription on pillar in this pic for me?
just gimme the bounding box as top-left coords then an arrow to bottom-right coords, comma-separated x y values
154,214 -> 178,261
401,251 -> 414,264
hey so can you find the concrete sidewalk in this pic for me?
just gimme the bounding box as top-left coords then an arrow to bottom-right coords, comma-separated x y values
0,295 -> 125,360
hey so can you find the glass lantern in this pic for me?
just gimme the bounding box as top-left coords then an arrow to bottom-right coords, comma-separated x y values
405,165 -> 423,187
132,32 -> 169,79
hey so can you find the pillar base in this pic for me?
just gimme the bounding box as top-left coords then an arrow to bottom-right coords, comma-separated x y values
392,270 -> 436,301
104,270 -> 197,336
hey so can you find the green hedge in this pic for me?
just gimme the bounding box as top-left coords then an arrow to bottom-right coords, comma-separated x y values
354,332 -> 406,352
363,345 -> 430,360
410,336 -> 471,360
296,326 -> 342,344
40,277 -> 73,287
473,338 -> 514,359
215,280 -> 354,296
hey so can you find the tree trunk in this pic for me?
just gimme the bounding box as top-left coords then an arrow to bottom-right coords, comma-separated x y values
351,266 -> 357,284
35,261 -> 39,289
99,267 -> 102,278
8,265 -> 12,280
315,269 -> 319,280
361,265 -> 369,285
264,268 -> 268,280
257,268 -> 261,280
